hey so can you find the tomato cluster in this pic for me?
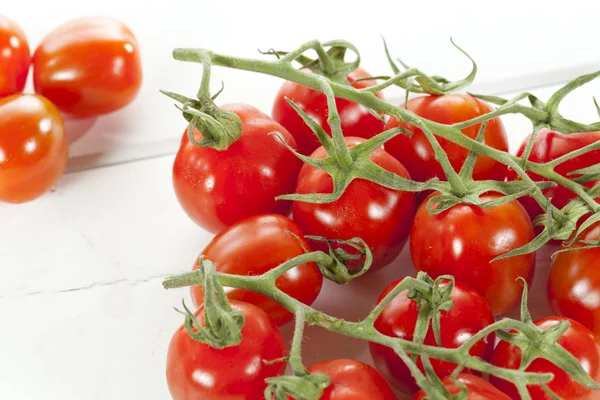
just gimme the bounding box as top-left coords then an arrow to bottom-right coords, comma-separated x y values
166,64 -> 600,400
0,15 -> 142,203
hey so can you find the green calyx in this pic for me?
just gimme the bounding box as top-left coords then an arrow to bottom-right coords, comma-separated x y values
306,236 -> 373,284
172,258 -> 244,349
265,373 -> 331,400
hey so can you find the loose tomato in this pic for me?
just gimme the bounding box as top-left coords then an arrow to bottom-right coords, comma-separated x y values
413,373 -> 511,400
548,223 -> 600,336
166,300 -> 287,400
0,94 -> 67,203
272,68 -> 385,155
33,17 -> 142,118
508,129 -> 600,224
173,104 -> 303,234
191,214 -> 323,326
288,359 -> 396,400
410,193 -> 536,315
384,94 -> 508,184
369,278 -> 495,395
0,16 -> 30,98
490,316 -> 600,399
292,137 -> 416,271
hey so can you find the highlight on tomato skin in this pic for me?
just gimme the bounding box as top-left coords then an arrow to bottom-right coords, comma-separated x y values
32,16 -> 143,119
384,93 -> 509,184
0,94 -> 68,203
172,103 -> 303,234
166,300 -> 287,400
292,136 -> 417,271
272,68 -> 385,156
369,278 -> 495,395
190,214 -> 323,326
0,15 -> 31,98
490,316 -> 600,400
410,192 -> 536,316
413,373 -> 511,400
548,223 -> 600,336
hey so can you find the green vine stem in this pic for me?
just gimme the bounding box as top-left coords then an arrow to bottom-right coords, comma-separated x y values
163,254 -> 599,399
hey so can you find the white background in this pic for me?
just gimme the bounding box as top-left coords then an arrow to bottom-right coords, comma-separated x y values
1,1 -> 600,399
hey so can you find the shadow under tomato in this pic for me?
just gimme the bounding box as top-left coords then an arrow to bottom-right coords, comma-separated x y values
63,115 -> 98,143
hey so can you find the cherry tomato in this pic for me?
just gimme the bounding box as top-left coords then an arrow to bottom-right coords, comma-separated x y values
272,68 -> 385,155
292,136 -> 416,271
369,278 -> 495,395
410,193 -> 536,315
166,300 -> 287,400
0,16 -> 30,98
33,17 -> 142,118
413,373 -> 511,400
288,359 -> 396,400
508,129 -> 600,224
548,223 -> 600,335
173,103 -> 303,234
490,316 -> 600,399
0,94 -> 67,203
384,94 -> 508,184
191,214 -> 323,326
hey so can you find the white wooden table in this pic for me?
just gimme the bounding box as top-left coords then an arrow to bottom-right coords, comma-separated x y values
2,1 -> 599,398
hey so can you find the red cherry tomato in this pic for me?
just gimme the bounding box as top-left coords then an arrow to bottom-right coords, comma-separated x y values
369,278 -> 495,395
508,129 -> 600,223
0,94 -> 67,203
0,16 -> 30,98
33,17 -> 142,118
292,136 -> 417,271
410,193 -> 536,315
287,359 -> 396,400
191,214 -> 323,326
548,223 -> 600,335
413,373 -> 511,400
173,104 -> 303,234
166,300 -> 287,400
490,316 -> 600,399
272,68 -> 385,155
384,94 -> 508,184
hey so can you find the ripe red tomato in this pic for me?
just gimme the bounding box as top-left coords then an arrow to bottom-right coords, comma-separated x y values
384,94 -> 508,183
33,17 -> 142,118
410,193 -> 536,315
369,278 -> 495,395
548,223 -> 600,336
508,129 -> 600,223
272,68 -> 385,155
288,359 -> 396,400
292,136 -> 417,271
0,16 -> 30,98
413,373 -> 511,400
173,103 -> 303,234
490,316 -> 600,399
0,94 -> 67,203
166,300 -> 287,400
191,214 -> 323,326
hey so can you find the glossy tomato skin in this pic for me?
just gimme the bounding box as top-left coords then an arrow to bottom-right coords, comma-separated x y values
508,129 -> 600,223
166,300 -> 287,400
0,94 -> 67,203
0,16 -> 30,97
548,223 -> 600,335
272,68 -> 385,155
33,17 -> 142,118
288,359 -> 396,400
384,94 -> 508,183
292,137 -> 417,271
173,104 -> 303,234
410,193 -> 535,315
191,214 -> 323,326
369,279 -> 495,395
413,373 -> 511,400
490,316 -> 600,399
